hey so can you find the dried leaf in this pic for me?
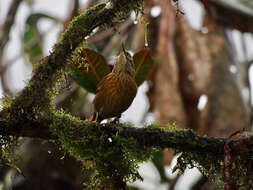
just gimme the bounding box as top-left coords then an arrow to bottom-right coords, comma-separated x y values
23,13 -> 58,63
70,48 -> 155,93
70,48 -> 111,93
133,48 -> 155,86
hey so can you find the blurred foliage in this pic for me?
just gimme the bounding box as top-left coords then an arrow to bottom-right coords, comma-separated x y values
23,13 -> 58,64
133,48 -> 155,86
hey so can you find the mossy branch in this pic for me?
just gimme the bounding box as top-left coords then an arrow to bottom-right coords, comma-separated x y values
1,107 -> 253,188
0,108 -> 249,158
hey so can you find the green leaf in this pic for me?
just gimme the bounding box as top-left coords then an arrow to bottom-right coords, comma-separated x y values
69,48 -> 111,93
23,13 -> 57,63
151,150 -> 170,182
70,48 -> 155,93
133,48 -> 155,86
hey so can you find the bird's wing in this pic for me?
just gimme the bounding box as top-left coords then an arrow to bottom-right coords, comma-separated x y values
93,73 -> 116,116
96,73 -> 113,93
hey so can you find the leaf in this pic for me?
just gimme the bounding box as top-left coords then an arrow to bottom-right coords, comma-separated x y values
23,13 -> 57,64
69,48 -> 111,93
133,48 -> 155,86
70,48 -> 155,93
152,150 -> 169,182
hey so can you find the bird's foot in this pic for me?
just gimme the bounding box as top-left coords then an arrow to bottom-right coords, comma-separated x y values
112,117 -> 120,124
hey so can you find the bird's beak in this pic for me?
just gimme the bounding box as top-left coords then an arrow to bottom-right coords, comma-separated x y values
122,43 -> 127,57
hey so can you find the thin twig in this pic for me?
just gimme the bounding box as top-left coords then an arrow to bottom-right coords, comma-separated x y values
71,0 -> 80,18
0,53 -> 22,75
0,0 -> 23,95
88,19 -> 133,43
0,0 -> 23,53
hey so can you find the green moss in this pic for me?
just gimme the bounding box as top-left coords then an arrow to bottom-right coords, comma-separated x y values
173,151 -> 222,175
165,122 -> 177,131
173,145 -> 253,188
68,47 -> 90,71
169,126 -> 223,179
0,135 -> 19,178
143,123 -> 225,185
60,3 -> 107,46
0,94 -> 14,110
49,110 -> 158,189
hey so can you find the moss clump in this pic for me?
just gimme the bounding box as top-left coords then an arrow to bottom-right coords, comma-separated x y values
0,134 -> 19,177
80,134 -> 156,190
109,0 -> 144,25
223,154 -> 253,188
60,3 -> 106,47
68,47 -> 90,72
173,148 -> 253,188
173,151 -> 222,175
49,110 -> 158,189
0,94 -> 14,110
0,136 -> 17,164
0,94 -> 14,121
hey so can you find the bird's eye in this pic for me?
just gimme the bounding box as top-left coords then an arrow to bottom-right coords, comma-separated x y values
126,54 -> 132,61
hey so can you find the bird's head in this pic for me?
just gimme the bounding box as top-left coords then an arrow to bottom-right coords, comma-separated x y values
112,44 -> 135,77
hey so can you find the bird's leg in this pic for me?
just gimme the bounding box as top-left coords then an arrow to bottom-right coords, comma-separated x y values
112,115 -> 121,123
112,118 -> 119,123
95,112 -> 99,121
90,112 -> 101,124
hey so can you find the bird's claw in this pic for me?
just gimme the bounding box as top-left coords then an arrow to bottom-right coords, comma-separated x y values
112,117 -> 120,124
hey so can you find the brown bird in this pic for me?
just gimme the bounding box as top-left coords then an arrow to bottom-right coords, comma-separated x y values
90,45 -> 137,123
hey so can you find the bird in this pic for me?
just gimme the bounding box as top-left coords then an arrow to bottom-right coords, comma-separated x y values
90,45 -> 137,123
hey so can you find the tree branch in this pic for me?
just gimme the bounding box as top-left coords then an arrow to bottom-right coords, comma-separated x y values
0,0 -> 23,95
199,0 -> 253,33
1,109 -> 251,159
0,0 -> 23,53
